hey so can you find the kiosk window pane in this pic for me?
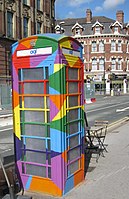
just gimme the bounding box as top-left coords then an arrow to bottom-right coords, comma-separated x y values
69,135 -> 79,148
24,82 -> 44,94
25,138 -> 46,151
24,124 -> 46,137
48,167 -> 51,178
18,69 -> 21,81
24,111 -> 45,122
23,68 -> 44,80
68,160 -> 79,175
24,97 -> 44,108
67,109 -> 78,121
68,68 -> 78,80
68,147 -> 80,161
45,67 -> 49,79
46,97 -> 50,108
69,121 -> 79,134
47,111 -> 50,122
68,82 -> 78,93
26,164 -> 46,177
46,82 -> 49,94
69,96 -> 78,107
19,97 -> 22,108
19,84 -> 22,94
26,151 -> 46,164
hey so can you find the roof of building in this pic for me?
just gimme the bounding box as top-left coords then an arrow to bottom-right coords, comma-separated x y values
56,13 -> 127,36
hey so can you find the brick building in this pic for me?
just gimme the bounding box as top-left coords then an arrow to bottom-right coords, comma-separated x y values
56,9 -> 129,90
0,0 -> 56,84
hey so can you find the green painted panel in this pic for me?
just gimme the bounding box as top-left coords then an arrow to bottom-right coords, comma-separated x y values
51,115 -> 66,132
35,38 -> 58,53
49,66 -> 66,94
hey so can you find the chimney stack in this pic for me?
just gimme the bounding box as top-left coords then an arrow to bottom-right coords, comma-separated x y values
116,10 -> 124,23
86,9 -> 92,23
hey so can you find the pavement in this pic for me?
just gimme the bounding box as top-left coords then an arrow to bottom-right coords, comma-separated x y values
18,120 -> 129,199
61,120 -> 129,199
1,108 -> 129,199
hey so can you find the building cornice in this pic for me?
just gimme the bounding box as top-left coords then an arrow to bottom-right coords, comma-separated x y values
73,33 -> 129,39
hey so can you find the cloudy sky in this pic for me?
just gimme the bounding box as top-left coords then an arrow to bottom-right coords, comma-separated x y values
55,0 -> 129,22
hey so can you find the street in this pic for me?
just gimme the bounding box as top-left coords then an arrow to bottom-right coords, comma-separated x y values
85,94 -> 129,126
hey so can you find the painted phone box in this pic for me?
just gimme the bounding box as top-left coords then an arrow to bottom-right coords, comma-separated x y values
11,34 -> 84,196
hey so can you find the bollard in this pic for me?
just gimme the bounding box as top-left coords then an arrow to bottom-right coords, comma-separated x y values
111,89 -> 113,96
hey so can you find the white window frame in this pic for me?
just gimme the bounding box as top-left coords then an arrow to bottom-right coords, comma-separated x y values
92,58 -> 97,71
114,26 -> 118,33
99,41 -> 104,52
127,42 -> 129,53
99,58 -> 104,70
118,58 -> 122,70
127,59 -> 129,71
111,40 -> 116,51
92,41 -> 97,52
95,26 -> 100,34
118,40 -> 122,51
111,58 -> 116,70
75,27 -> 81,35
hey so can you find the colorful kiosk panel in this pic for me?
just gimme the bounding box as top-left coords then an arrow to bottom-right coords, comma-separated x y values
11,34 -> 84,196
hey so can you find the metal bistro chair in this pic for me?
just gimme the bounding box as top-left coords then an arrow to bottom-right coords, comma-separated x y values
94,120 -> 109,153
84,112 -> 99,155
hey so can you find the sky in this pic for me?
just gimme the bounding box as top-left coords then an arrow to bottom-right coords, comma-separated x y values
55,0 -> 129,22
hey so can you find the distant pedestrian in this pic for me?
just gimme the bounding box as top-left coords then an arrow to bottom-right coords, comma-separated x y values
117,88 -> 120,96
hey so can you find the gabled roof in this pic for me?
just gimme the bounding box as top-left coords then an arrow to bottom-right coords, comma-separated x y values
110,21 -> 123,28
126,22 -> 129,28
71,22 -> 83,30
56,13 -> 129,36
92,20 -> 104,28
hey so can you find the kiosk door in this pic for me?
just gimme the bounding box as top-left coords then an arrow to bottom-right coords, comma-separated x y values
18,65 -> 51,179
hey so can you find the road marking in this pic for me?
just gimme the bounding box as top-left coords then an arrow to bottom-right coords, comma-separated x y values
87,101 -> 129,113
116,107 -> 129,112
0,127 -> 13,132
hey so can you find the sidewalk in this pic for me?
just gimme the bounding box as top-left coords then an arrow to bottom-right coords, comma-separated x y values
1,114 -> 129,198
26,121 -> 129,199
63,121 -> 129,199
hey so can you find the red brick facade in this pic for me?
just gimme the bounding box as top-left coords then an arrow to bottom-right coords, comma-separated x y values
0,0 -> 56,84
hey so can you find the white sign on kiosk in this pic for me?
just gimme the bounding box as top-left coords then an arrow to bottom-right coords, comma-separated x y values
17,47 -> 52,57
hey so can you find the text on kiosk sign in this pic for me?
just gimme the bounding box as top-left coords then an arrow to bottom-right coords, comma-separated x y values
17,47 -> 52,57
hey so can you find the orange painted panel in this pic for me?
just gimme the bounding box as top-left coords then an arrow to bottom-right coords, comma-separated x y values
30,178 -> 62,196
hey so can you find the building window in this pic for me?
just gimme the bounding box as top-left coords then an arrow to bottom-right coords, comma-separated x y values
92,58 -> 97,70
37,22 -> 42,34
95,26 -> 100,34
81,42 -> 84,54
7,11 -> 13,38
114,26 -> 118,33
23,17 -> 28,38
111,58 -> 116,70
118,58 -> 122,70
23,0 -> 27,4
92,41 -> 97,52
127,42 -> 129,53
127,59 -> 129,71
118,40 -> 122,51
75,28 -> 81,35
99,58 -> 104,70
99,41 -> 104,52
111,40 -> 116,51
37,0 -> 40,10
